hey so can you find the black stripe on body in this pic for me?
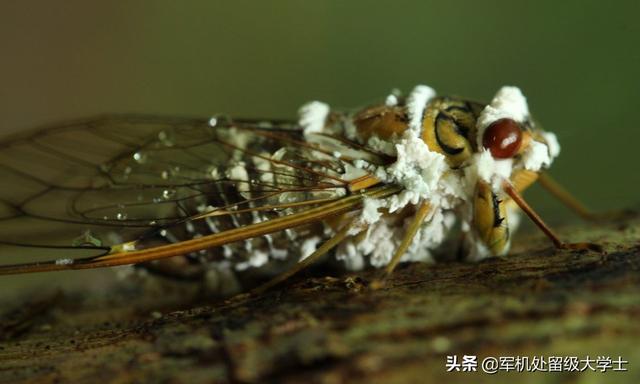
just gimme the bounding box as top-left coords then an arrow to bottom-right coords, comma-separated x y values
435,113 -> 465,155
491,192 -> 505,227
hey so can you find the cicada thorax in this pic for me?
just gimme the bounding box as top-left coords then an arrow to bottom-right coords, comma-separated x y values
352,105 -> 409,141
353,97 -> 485,167
421,98 -> 485,167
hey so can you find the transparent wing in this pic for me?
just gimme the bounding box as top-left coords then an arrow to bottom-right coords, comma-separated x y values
0,114 -> 391,269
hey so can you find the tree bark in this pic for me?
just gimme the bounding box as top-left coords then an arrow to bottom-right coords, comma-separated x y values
1,217 -> 639,383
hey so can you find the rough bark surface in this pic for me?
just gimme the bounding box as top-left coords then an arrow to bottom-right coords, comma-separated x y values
1,217 -> 639,383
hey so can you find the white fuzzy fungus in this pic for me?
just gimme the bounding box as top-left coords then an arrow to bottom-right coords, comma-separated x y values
299,236 -> 322,261
476,86 -> 530,149
472,85 -> 560,190
298,101 -> 330,136
334,84 -> 469,269
226,162 -> 250,195
406,85 -> 437,133
522,140 -> 552,171
464,150 -> 514,192
385,88 -> 402,106
359,198 -> 386,225
376,132 -> 449,211
542,131 -> 561,158
234,250 -> 269,271
337,85 -> 561,269
216,84 -> 561,277
252,154 -> 275,184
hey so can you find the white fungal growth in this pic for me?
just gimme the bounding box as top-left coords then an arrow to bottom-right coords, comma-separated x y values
385,88 -> 402,106
252,154 -> 275,184
404,209 -> 455,262
405,85 -> 437,133
542,131 -> 561,158
472,85 -> 561,189
298,101 -> 330,136
367,224 -> 398,267
334,84 -> 474,269
203,84 -> 563,279
464,150 -> 514,192
520,127 -> 560,174
506,203 -> 522,235
337,207 -> 455,269
358,130 -> 451,214
341,85 -> 562,270
55,258 -> 74,265
476,86 -> 530,149
234,250 -> 269,271
227,163 -> 250,195
385,94 -> 398,106
522,140 -> 552,171
384,132 -> 447,204
341,163 -> 369,181
299,236 -> 322,261
336,221 -> 399,269
335,241 -> 365,271
220,127 -> 252,162
359,198 -> 386,225
366,135 -> 396,155
270,247 -> 289,260
354,84 -> 449,214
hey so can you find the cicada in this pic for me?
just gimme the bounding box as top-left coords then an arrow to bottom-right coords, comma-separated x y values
0,85 -> 604,293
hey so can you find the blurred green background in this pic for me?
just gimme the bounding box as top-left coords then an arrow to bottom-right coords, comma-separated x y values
1,0 -> 639,215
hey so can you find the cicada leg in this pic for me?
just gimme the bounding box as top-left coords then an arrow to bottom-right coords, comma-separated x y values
538,173 -> 636,222
470,180 -> 512,258
369,202 -> 431,290
503,182 -> 603,252
383,202 -> 432,275
249,217 -> 362,295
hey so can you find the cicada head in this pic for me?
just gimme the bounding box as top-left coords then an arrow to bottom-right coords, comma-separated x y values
402,85 -> 559,177
474,86 -> 561,174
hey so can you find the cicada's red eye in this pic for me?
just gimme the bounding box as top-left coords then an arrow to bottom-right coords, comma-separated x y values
482,118 -> 522,158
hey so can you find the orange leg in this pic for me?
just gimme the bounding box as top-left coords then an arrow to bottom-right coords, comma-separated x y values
503,182 -> 602,252
366,202 -> 433,291
383,202 -> 432,275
